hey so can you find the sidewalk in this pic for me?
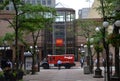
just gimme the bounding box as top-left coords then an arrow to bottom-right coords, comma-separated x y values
23,62 -> 105,81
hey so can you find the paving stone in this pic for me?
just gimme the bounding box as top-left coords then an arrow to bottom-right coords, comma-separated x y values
23,62 -> 104,81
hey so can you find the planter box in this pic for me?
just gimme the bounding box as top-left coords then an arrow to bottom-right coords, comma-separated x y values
84,66 -> 90,74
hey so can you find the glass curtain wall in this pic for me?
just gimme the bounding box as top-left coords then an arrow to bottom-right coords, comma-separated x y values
51,8 -> 75,56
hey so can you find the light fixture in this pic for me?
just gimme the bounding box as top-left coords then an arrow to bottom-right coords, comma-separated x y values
103,21 -> 109,28
95,27 -> 100,32
114,20 -> 120,27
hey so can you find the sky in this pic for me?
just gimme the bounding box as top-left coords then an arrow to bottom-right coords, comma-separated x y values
56,0 -> 94,18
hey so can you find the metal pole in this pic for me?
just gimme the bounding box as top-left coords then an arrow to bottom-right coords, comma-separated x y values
111,24 -> 120,81
102,27 -> 110,81
104,66 -> 107,81
52,23 -> 55,55
100,0 -> 110,80
64,12 -> 67,54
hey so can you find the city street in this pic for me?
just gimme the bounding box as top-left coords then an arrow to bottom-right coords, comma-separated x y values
23,62 -> 104,81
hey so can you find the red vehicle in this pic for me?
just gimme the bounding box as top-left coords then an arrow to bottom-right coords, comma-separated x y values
41,54 -> 76,69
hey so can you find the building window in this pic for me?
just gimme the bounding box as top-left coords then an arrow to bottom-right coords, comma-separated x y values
32,0 -> 36,4
55,11 -> 65,22
42,0 -> 46,5
47,0 -> 51,5
66,12 -> 71,21
0,0 -> 3,3
8,2 -> 14,10
6,6 -> 9,10
25,0 -> 31,4
37,0 -> 41,4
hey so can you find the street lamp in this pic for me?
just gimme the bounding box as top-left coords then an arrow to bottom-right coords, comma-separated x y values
80,44 -> 85,56
79,44 -> 85,68
78,44 -> 85,59
109,53 -> 113,77
102,21 -> 110,81
111,20 -> 120,81
93,27 -> 103,78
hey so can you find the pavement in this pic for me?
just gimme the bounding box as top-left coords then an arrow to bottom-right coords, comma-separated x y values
23,62 -> 105,81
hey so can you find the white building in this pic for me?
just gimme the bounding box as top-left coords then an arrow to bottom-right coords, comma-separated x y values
5,0 -> 55,10
78,8 -> 90,19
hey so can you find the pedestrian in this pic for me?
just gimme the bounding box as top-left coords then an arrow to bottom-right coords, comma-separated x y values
94,59 -> 97,66
102,59 -> 106,67
0,66 -> 3,72
43,58 -> 47,62
80,58 -> 84,68
57,59 -> 62,70
6,59 -> 12,70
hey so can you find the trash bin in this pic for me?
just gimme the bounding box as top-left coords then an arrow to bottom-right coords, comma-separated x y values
84,66 -> 90,74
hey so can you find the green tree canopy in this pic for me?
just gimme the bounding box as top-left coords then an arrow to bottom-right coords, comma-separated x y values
97,0 -> 120,21
0,0 -> 56,74
77,19 -> 102,38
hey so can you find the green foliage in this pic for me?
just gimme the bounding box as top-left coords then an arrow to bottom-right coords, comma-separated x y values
0,0 -> 56,72
0,0 -> 56,46
96,0 -> 120,23
0,0 -> 9,10
97,0 -> 115,17
17,4 -> 56,34
0,33 -> 14,45
3,33 -> 14,41
20,4 -> 56,13
17,4 -> 56,53
0,71 -> 4,77
94,44 -> 103,52
77,19 -> 102,38
92,27 -> 104,53
107,33 -> 120,46
92,28 -> 103,43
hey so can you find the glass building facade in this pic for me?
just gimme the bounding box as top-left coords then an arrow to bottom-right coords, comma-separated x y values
43,8 -> 76,60
1,0 -> 77,60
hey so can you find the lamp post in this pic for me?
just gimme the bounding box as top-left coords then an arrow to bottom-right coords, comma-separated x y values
111,20 -> 120,81
102,21 -> 110,81
80,44 -> 85,56
93,27 -> 103,78
109,53 -> 113,77
99,0 -> 120,80
79,44 -> 85,68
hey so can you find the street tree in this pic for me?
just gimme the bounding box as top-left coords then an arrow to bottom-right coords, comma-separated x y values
0,0 -> 56,75
19,4 -> 56,74
77,19 -> 102,73
97,0 -> 120,21
96,0 -> 120,80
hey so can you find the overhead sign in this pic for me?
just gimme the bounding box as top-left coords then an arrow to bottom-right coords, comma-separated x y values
56,38 -> 64,46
